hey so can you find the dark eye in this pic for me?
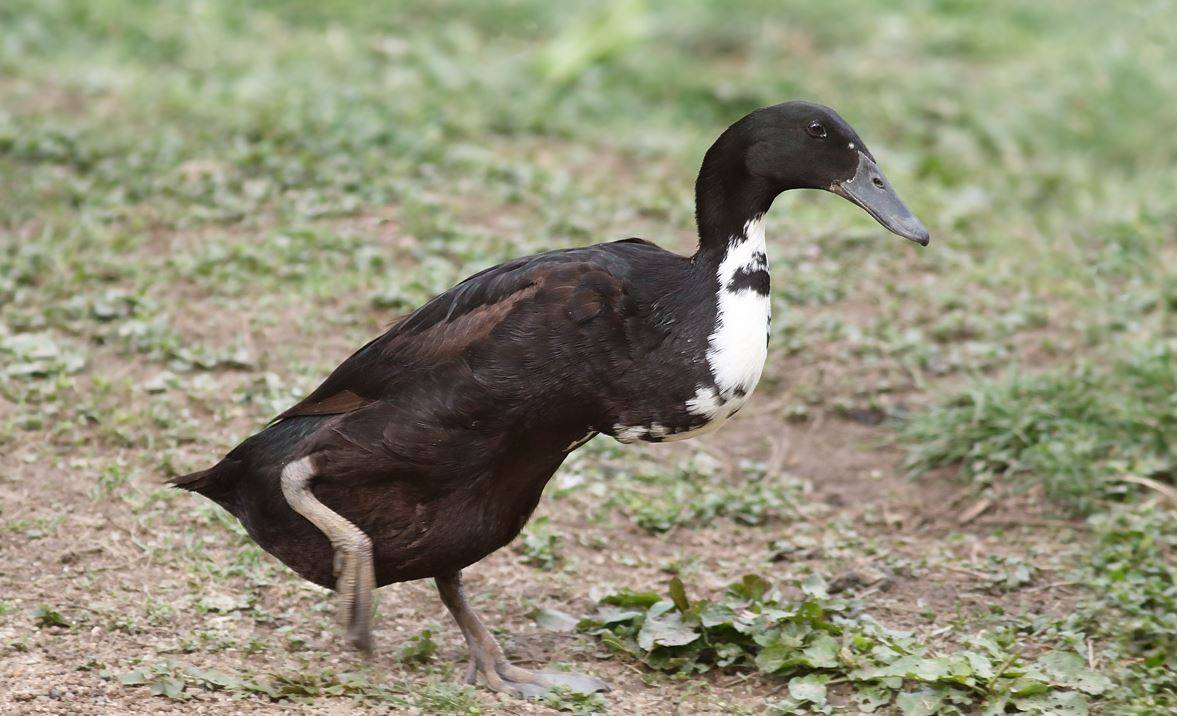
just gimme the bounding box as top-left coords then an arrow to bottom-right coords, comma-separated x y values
806,121 -> 827,139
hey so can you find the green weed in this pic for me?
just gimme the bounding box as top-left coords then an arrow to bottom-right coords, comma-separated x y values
113,659 -> 409,705
515,515 -> 562,569
608,459 -> 801,533
399,627 -> 439,666
32,605 -> 70,629
1065,507 -> 1176,712
541,685 -> 608,714
902,341 -> 1176,512
581,574 -> 1111,714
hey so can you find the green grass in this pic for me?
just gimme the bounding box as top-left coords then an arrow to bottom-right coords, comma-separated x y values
1074,507 -> 1177,712
902,341 -> 1176,512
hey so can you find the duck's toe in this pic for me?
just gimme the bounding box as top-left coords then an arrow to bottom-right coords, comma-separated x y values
346,619 -> 374,654
506,681 -> 550,700
479,662 -> 610,699
531,670 -> 611,694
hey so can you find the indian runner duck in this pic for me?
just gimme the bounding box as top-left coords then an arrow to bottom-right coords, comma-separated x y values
173,100 -> 929,697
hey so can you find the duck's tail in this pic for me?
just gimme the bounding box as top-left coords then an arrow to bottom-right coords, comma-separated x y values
168,415 -> 329,507
168,459 -> 241,506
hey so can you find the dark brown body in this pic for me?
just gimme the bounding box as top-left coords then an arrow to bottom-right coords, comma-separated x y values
176,240 -> 719,589
222,412 -> 573,588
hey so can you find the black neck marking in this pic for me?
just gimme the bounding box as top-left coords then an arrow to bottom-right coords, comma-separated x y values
692,131 -> 777,265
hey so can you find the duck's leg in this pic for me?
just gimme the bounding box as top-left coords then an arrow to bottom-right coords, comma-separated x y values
281,456 -> 376,653
435,571 -> 609,699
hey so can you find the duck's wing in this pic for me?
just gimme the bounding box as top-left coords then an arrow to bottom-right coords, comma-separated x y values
273,247 -> 654,422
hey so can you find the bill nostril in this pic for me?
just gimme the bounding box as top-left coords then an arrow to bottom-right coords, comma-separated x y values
872,176 -> 885,189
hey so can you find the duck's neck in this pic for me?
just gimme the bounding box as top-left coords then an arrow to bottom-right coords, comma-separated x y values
688,148 -> 776,401
692,140 -> 778,265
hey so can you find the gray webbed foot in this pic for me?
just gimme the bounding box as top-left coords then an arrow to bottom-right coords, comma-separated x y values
474,662 -> 611,699
435,571 -> 610,700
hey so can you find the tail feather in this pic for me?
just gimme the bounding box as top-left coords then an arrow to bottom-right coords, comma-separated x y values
169,416 -> 329,506
168,459 -> 241,504
168,467 -> 213,491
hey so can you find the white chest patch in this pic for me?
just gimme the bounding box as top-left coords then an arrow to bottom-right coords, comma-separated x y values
700,216 -> 770,403
611,217 -> 771,445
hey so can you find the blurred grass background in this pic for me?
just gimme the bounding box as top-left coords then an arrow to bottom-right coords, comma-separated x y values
3,1 -> 1174,296
0,0 -> 1173,711
2,0 -> 1172,503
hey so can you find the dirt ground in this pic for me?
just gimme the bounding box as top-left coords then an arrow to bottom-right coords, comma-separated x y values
0,362 -> 1086,714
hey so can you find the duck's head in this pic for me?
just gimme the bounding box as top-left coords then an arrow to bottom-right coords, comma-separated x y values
697,100 -> 930,247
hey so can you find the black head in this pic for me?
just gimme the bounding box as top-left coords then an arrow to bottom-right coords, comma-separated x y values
696,100 -> 929,248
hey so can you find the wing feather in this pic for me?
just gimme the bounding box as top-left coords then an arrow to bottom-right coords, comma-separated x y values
275,255 -> 580,421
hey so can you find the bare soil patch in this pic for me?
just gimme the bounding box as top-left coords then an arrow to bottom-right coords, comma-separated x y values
0,371 -> 1086,714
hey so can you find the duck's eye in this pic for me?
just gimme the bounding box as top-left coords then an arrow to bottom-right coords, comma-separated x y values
806,121 -> 827,139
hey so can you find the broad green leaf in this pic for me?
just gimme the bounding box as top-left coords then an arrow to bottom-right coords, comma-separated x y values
1029,651 -> 1112,695
119,670 -> 149,686
728,574 -> 771,601
601,589 -> 662,608
1012,691 -> 1089,716
637,609 -> 699,651
699,602 -> 736,628
32,606 -> 70,629
980,693 -> 1011,716
912,656 -> 953,681
962,650 -> 995,680
755,643 -> 796,674
801,574 -> 829,599
580,605 -> 643,628
150,676 -> 185,699
853,684 -> 892,713
851,654 -> 938,682
533,608 -> 579,633
896,687 -> 945,716
1007,677 -> 1051,697
787,674 -> 828,705
801,633 -> 840,669
714,642 -> 746,667
188,667 -> 239,689
777,621 -> 814,649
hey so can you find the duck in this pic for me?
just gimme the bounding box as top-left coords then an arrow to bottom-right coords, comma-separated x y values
172,100 -> 929,698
